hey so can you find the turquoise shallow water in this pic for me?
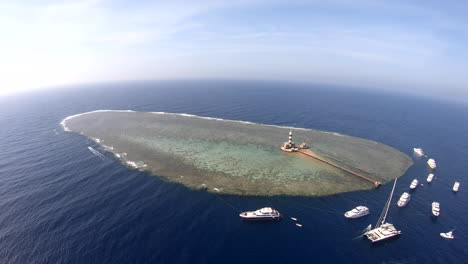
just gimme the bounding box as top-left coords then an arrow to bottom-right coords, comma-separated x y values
63,110 -> 412,196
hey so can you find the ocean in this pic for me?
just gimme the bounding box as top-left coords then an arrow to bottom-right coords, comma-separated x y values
0,80 -> 467,263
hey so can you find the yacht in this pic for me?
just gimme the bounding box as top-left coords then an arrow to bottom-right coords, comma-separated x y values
364,178 -> 401,242
427,173 -> 434,183
453,181 -> 460,192
410,179 -> 419,189
397,192 -> 410,207
413,148 -> 424,156
239,207 -> 281,220
427,158 -> 437,169
440,230 -> 454,239
344,206 -> 370,218
432,202 -> 440,216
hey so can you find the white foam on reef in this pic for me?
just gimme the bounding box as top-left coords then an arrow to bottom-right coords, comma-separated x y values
62,109 -> 317,132
125,160 -> 147,171
149,111 -> 312,131
60,110 -> 135,132
102,144 -> 114,151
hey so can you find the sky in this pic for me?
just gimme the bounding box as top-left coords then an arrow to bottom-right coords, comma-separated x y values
0,0 -> 467,102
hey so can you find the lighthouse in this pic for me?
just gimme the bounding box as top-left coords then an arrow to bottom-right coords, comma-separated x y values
280,130 -> 298,152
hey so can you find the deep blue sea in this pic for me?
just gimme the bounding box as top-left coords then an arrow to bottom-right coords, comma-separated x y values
0,80 -> 467,264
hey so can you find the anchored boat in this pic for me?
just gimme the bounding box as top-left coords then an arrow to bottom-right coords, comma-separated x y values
432,202 -> 440,216
344,206 -> 370,218
427,173 -> 434,183
364,178 -> 401,243
397,192 -> 410,207
453,182 -> 460,192
440,230 -> 454,239
239,207 -> 281,220
413,148 -> 424,156
427,158 -> 437,169
410,179 -> 419,190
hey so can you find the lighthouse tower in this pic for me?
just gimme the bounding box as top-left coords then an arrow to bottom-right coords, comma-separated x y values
280,130 -> 298,152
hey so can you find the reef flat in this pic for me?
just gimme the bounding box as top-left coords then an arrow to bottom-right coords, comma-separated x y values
61,110 -> 413,196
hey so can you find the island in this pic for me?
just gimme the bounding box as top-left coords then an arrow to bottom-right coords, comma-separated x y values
61,110 -> 413,196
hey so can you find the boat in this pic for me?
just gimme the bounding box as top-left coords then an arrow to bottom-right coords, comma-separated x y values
453,181 -> 460,192
296,223 -> 302,227
413,148 -> 424,156
291,217 -> 297,221
344,206 -> 370,218
397,192 -> 411,207
427,158 -> 437,169
410,179 -> 419,189
239,207 -> 281,220
427,173 -> 434,183
440,230 -> 454,239
364,178 -> 401,242
432,202 -> 440,216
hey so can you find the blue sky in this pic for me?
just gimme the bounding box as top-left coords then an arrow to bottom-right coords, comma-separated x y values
1,0 -> 467,101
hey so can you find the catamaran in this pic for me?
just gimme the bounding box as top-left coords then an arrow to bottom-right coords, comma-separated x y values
364,178 -> 401,242
453,181 -> 460,192
413,148 -> 424,156
427,158 -> 437,169
427,173 -> 434,183
410,179 -> 419,189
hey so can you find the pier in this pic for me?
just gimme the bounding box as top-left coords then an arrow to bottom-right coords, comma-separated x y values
280,130 -> 381,187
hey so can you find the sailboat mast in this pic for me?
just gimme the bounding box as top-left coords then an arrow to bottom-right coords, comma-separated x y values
375,178 -> 398,227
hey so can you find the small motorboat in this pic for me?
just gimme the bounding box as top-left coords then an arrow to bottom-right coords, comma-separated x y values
413,148 -> 424,156
397,192 -> 411,207
291,217 -> 297,221
427,158 -> 437,169
295,223 -> 302,227
344,206 -> 370,218
440,230 -> 454,239
410,179 -> 419,189
427,173 -> 434,183
453,181 -> 460,192
239,207 -> 281,220
432,202 -> 440,216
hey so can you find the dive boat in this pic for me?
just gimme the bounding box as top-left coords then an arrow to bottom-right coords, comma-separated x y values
440,230 -> 454,239
239,207 -> 281,220
397,192 -> 410,207
344,206 -> 370,218
453,181 -> 460,192
364,178 -> 401,243
413,148 -> 424,156
432,202 -> 440,216
427,173 -> 434,183
427,158 -> 437,169
410,179 -> 419,189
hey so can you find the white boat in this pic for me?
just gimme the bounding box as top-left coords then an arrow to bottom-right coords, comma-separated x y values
453,181 -> 460,192
432,202 -> 440,216
413,148 -> 424,156
239,207 -> 281,220
427,158 -> 437,169
291,217 -> 297,221
397,192 -> 410,207
296,223 -> 302,227
440,230 -> 454,239
410,179 -> 419,189
344,206 -> 370,218
427,173 -> 434,183
364,178 -> 401,242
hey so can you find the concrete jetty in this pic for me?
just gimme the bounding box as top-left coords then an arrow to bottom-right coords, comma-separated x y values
280,130 -> 381,187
